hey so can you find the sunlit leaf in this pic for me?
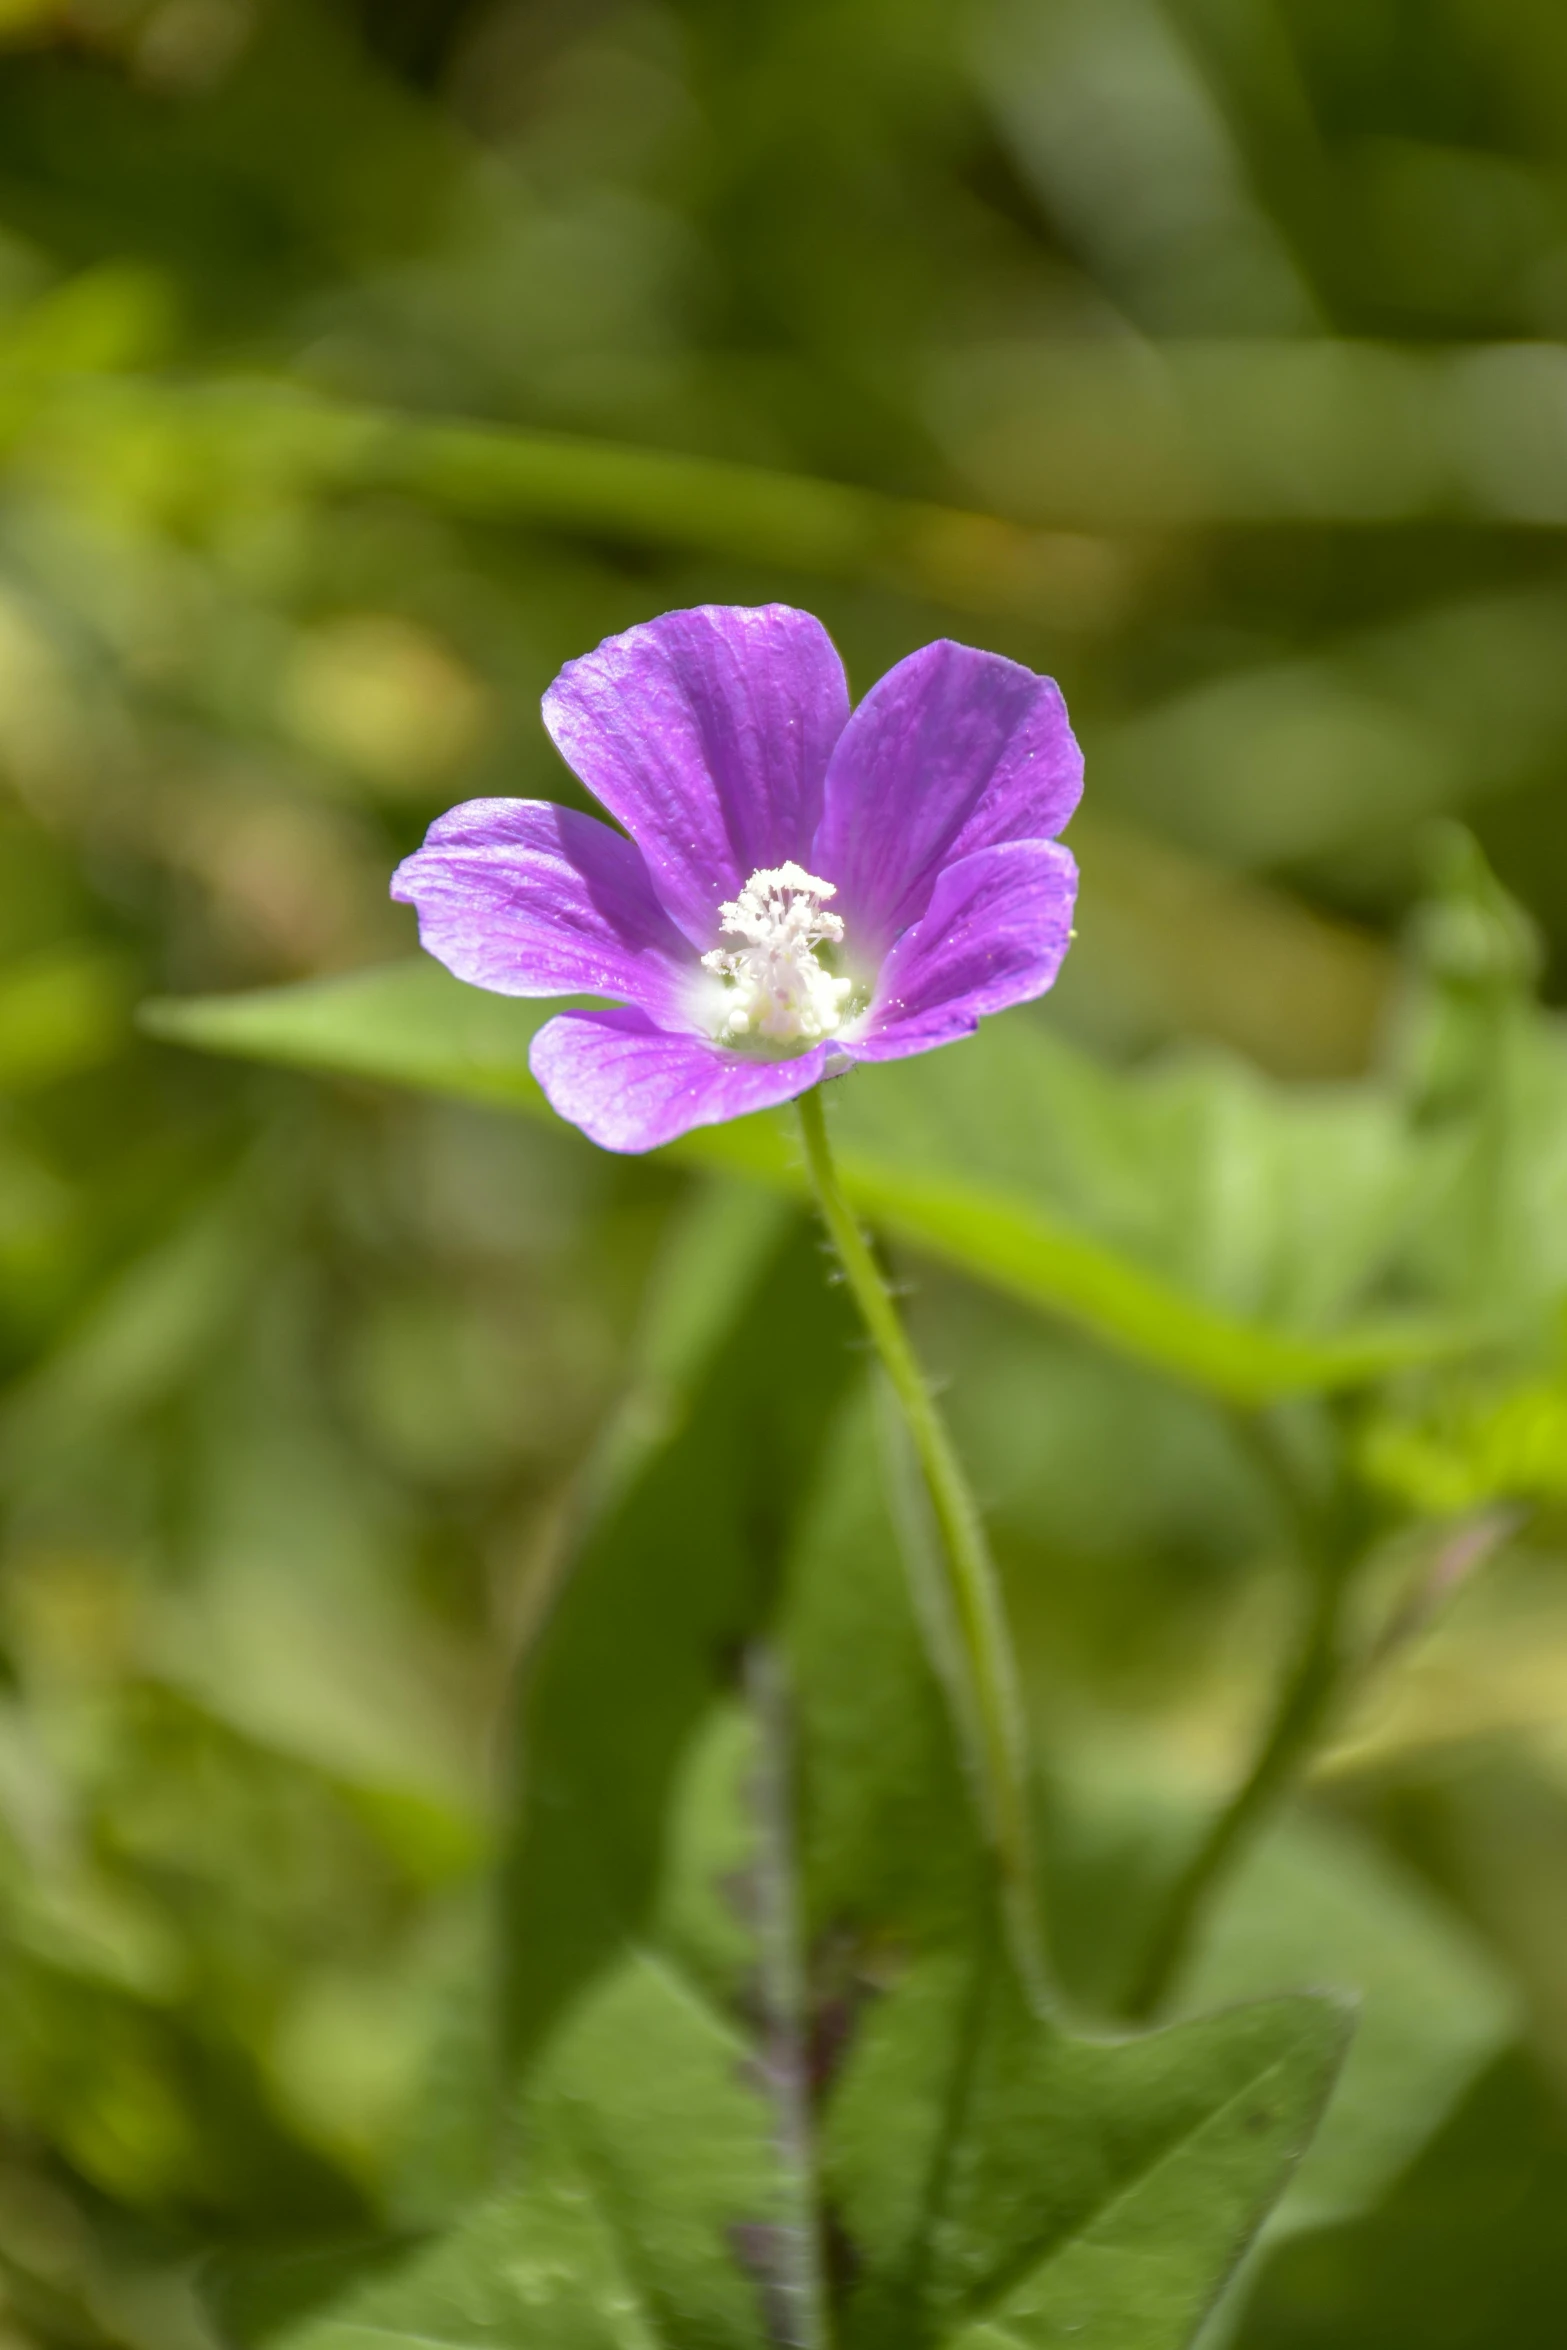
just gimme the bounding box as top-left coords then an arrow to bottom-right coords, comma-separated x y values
142,965 -> 1463,1403
1362,1373 -> 1567,1515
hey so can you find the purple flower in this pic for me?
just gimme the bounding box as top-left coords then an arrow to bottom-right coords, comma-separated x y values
392,605 -> 1081,1153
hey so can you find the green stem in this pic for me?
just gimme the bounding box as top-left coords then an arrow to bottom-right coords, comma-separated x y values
795,1084 -> 1047,2008
1121,1547 -> 1355,2023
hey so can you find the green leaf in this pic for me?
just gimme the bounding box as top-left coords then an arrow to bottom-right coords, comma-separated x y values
210,1182 -> 850,2349
1037,1751 -> 1514,2341
226,1374 -> 1347,2350
214,1668 -> 808,2350
955,2015 -> 1346,2350
262,1942 -> 788,2350
227,1660 -> 837,2350
495,1186 -> 857,2079
140,960 -> 554,1114
206,2241 -> 417,2350
826,1937 -> 1346,2350
53,379 -> 1127,632
1231,2048 -> 1567,2350
1361,1370 -> 1567,1513
789,1390 -> 1351,2350
141,964 -> 1461,1403
233,1687 -> 1345,2350
1180,1812 -> 1514,2240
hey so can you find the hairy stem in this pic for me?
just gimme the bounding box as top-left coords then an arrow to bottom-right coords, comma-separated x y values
795,1084 -> 1047,2009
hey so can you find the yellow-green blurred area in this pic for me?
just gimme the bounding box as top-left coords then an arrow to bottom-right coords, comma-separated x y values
0,1 -> 1566,2344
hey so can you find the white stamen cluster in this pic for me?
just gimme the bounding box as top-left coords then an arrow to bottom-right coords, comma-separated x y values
702,861 -> 854,1044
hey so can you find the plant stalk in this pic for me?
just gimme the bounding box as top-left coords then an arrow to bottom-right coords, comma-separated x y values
795,1084 -> 1047,2009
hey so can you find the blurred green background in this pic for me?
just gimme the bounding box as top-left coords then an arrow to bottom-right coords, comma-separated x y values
0,1 -> 1565,2343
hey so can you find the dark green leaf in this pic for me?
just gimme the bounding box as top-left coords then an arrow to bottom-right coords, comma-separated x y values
1234,2049 -> 1567,2350
497,1183 -> 856,2078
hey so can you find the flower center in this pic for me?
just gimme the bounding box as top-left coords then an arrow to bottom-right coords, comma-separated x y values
701,861 -> 854,1045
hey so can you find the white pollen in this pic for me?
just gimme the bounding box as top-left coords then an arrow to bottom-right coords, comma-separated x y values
701,861 -> 854,1045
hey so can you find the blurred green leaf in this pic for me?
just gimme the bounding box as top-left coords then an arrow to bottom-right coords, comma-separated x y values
1233,2050 -> 1567,2350
43,380 -> 1134,635
141,963 -> 549,1114
1037,1753 -> 1515,2349
143,963 -> 1464,1404
0,264 -> 174,431
926,337 -> 1567,527
1396,828 -> 1567,1327
1182,1813 -> 1514,2240
47,347 -> 1567,568
1362,1373 -> 1567,1514
0,943 -> 130,1093
0,1187 -> 257,1443
248,1937 -> 792,2350
497,1185 -> 854,2080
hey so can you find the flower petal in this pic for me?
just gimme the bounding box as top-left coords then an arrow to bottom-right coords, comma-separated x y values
813,640 -> 1082,952
530,1007 -> 830,1153
542,605 -> 850,950
851,840 -> 1078,1062
392,798 -> 695,1024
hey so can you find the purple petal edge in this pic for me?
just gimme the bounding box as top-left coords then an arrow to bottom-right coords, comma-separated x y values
813,640 -> 1082,951
391,798 -> 696,1025
850,839 -> 1078,1061
530,1006 -> 830,1153
542,605 -> 850,951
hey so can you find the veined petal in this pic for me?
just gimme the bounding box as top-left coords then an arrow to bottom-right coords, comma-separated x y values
542,605 -> 850,951
530,1007 -> 830,1153
392,798 -> 695,1024
851,839 -> 1078,1061
813,640 -> 1081,952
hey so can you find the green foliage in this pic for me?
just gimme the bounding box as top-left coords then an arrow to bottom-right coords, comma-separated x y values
145,965 -> 1468,1402
1362,1370 -> 1567,1514
791,1400 -> 1350,2350
219,1369 -> 1346,2350
496,1191 -> 856,2078
1182,1813 -> 1512,2241
1235,2051 -> 1567,2350
129,768 -> 1567,2350
1042,1766 -> 1515,2236
1,2 -> 1567,2344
